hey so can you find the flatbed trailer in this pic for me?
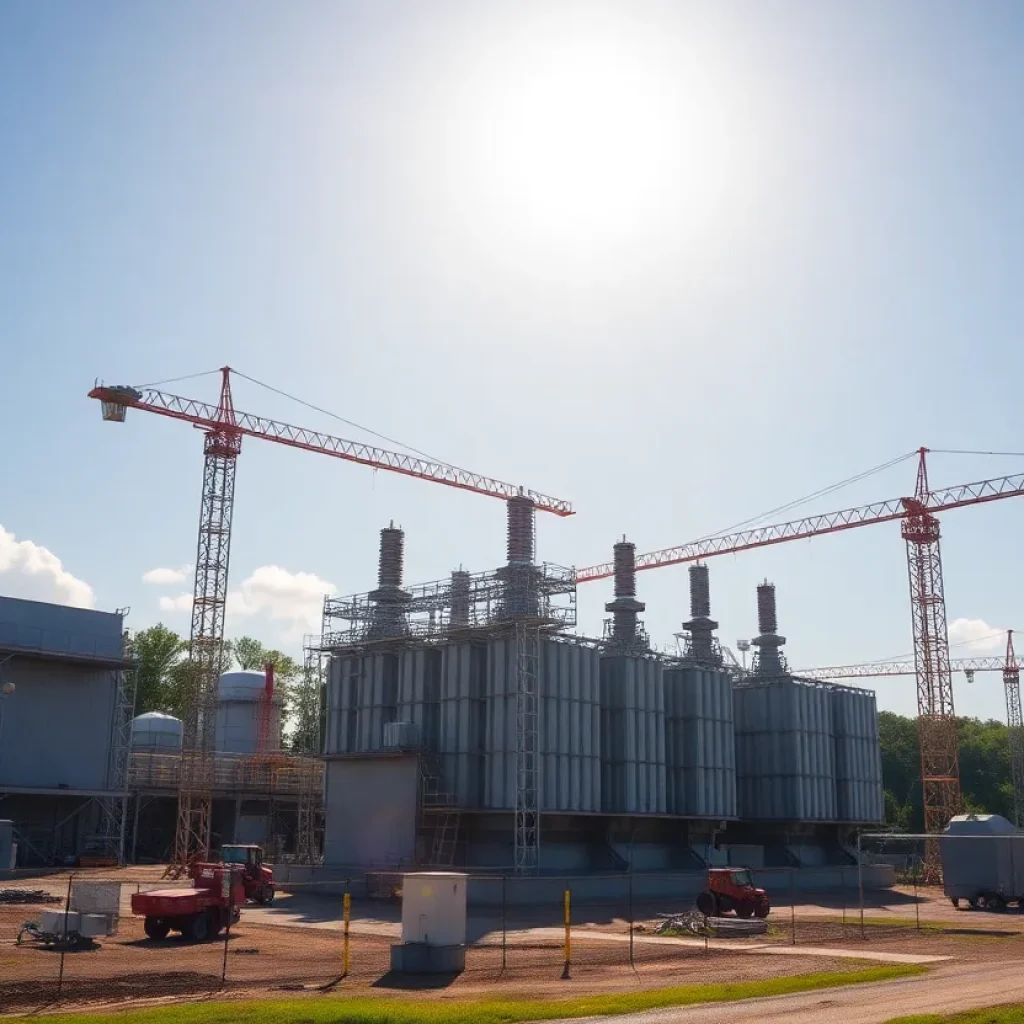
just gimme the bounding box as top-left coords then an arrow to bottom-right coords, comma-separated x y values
131,863 -> 245,942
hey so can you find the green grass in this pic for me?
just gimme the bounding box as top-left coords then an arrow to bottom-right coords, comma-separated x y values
888,1007 -> 1024,1023
28,964 -> 926,1024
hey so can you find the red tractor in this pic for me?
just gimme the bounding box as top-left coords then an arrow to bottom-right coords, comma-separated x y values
132,862 -> 245,942
696,868 -> 771,919
220,844 -> 275,905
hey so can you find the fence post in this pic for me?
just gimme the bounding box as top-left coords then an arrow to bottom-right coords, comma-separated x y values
914,866 -> 920,932
561,888 -> 571,979
221,882 -> 232,987
857,831 -> 865,940
57,872 -> 74,999
501,875 -> 507,974
789,869 -> 796,946
628,872 -> 634,968
343,885 -> 351,979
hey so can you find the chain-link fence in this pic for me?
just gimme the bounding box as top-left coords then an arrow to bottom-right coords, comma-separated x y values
3,855 -> 1021,1012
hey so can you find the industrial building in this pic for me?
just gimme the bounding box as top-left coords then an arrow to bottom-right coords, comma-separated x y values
0,596 -> 133,866
319,503 -> 885,878
0,594 -> 321,867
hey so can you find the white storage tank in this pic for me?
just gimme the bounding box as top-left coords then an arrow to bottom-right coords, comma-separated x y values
130,712 -> 183,752
215,670 -> 282,755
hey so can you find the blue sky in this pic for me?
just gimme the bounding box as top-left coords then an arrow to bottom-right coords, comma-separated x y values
3,1 -> 1024,720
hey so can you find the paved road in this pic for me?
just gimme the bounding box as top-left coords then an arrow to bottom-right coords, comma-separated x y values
593,960 -> 1024,1024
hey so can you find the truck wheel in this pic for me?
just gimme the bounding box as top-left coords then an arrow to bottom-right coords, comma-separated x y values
696,890 -> 716,917
754,901 -> 770,920
736,902 -> 754,919
188,912 -> 212,942
950,898 -> 960,908
256,885 -> 274,906
983,893 -> 1006,911
144,917 -> 171,940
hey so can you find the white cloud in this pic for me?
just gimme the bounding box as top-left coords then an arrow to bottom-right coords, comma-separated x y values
143,565 -> 192,585
231,566 -> 337,639
155,566 -> 337,642
0,524 -> 95,608
948,617 -> 1007,654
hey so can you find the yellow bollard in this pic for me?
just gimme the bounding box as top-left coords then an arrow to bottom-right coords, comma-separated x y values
343,892 -> 351,977
562,889 -> 571,978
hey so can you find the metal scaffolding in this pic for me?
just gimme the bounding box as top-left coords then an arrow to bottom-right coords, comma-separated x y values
96,656 -> 138,863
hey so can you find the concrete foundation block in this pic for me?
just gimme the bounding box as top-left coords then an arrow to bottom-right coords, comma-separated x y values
389,942 -> 466,974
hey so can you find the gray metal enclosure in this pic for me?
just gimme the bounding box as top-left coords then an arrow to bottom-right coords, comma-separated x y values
663,664 -> 736,818
940,814 -> 1024,903
830,686 -> 884,822
600,654 -> 667,814
734,678 -> 837,821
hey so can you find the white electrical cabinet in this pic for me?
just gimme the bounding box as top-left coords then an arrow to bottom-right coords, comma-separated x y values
400,872 -> 467,947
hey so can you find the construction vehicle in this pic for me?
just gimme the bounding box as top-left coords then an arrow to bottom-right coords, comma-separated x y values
131,862 -> 245,941
220,844 -> 275,905
695,868 -> 771,919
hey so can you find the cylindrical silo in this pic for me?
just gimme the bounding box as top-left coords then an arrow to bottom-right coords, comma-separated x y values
664,664 -> 736,818
131,712 -> 183,752
599,654 -> 666,814
830,684 -> 884,823
215,670 -> 283,755
733,678 -> 836,821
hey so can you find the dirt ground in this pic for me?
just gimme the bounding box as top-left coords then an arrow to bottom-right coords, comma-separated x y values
3,872 -> 1023,1016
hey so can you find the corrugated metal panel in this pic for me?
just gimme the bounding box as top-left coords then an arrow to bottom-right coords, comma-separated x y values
600,655 -> 666,814
734,678 -> 836,821
484,637 -> 601,813
439,642 -> 485,807
324,653 -> 397,755
484,637 -> 516,810
397,647 -> 441,751
664,665 -> 736,818
356,654 -> 399,752
830,686 -> 884,823
541,638 -> 601,813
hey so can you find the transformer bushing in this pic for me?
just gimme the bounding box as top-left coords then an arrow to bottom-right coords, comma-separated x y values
501,495 -> 539,618
368,522 -> 411,638
752,579 -> 787,677
604,538 -> 646,648
683,562 -> 721,665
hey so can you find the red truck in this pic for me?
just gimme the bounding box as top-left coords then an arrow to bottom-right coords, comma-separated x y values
132,862 -> 246,941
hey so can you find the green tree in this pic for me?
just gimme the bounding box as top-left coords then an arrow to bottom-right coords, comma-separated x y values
878,710 -> 1018,828
128,624 -> 187,715
878,710 -> 923,830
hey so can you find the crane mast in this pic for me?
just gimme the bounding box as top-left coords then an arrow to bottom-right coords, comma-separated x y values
901,453 -> 961,850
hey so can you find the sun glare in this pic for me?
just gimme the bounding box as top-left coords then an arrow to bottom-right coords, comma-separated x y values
436,24 -> 743,260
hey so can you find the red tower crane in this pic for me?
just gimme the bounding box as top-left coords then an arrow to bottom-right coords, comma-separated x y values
576,448 -> 1024,846
90,367 -> 573,871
